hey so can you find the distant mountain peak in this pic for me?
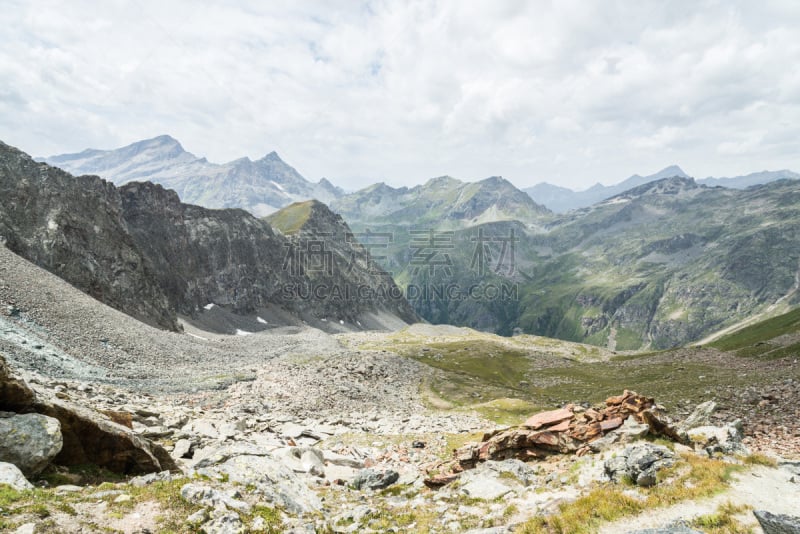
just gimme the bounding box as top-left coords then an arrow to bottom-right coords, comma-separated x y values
609,176 -> 700,201
651,164 -> 689,179
134,134 -> 185,152
43,137 -> 344,216
258,150 -> 283,162
424,175 -> 460,187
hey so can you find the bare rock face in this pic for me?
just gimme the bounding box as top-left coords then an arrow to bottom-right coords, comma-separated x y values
0,141 -> 178,330
0,352 -> 35,410
119,186 -> 417,326
1,141 -> 415,332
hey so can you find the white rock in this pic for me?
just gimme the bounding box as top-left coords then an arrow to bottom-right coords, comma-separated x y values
461,477 -> 513,500
0,462 -> 32,490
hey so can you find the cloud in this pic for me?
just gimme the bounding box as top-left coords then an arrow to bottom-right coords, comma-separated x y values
0,0 -> 799,191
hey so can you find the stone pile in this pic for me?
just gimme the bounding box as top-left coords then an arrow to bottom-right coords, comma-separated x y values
425,390 -> 685,487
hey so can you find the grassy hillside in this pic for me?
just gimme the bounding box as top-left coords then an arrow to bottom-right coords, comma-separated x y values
709,306 -> 800,359
337,177 -> 800,350
264,200 -> 314,234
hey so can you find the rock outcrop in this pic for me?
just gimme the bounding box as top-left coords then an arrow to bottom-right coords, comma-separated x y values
0,353 -> 175,475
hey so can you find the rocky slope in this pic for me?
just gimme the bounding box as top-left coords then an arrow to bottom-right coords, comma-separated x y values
43,135 -> 343,216
266,200 -> 419,328
1,141 -> 415,335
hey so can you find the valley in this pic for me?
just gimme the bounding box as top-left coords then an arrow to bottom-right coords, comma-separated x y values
0,139 -> 799,533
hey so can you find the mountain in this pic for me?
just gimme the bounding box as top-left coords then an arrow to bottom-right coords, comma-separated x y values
527,166 -> 800,213
1,140 -> 415,334
524,165 -> 690,213
42,135 -> 343,216
697,169 -> 800,189
332,173 -> 800,348
331,175 -> 550,228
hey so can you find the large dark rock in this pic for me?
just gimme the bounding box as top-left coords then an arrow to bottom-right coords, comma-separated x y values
753,510 -> 800,534
35,397 -> 177,475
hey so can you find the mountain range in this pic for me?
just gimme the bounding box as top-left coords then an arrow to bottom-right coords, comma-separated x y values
330,173 -> 800,348
42,135 -> 343,217
34,135 -> 800,350
330,175 -> 550,228
525,165 -> 800,213
1,140 -> 415,334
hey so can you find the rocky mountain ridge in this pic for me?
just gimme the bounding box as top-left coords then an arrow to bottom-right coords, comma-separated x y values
525,165 -> 799,213
42,135 -> 343,217
1,140 -> 415,334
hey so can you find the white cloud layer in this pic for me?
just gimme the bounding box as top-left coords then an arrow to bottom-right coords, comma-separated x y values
1,0 -> 799,190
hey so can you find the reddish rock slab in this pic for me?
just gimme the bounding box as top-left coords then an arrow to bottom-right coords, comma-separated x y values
524,407 -> 574,429
599,417 -> 624,432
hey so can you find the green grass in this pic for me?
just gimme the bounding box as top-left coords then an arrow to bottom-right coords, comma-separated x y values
710,306 -> 800,352
691,502 -> 752,534
415,342 -> 752,422
517,455 -> 743,534
265,200 -> 314,234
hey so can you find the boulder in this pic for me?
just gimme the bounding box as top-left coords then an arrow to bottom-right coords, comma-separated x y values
200,512 -> 245,534
687,420 -> 748,457
172,438 -> 194,460
192,444 -> 321,514
753,510 -> 800,534
35,397 -> 176,474
350,468 -> 400,490
461,476 -> 513,501
0,412 -> 62,476
679,401 -> 717,432
0,461 -> 33,490
0,354 -> 35,411
180,483 -> 251,513
274,447 -> 325,477
605,444 -> 676,487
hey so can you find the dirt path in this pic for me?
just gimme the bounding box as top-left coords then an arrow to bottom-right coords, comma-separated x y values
599,465 -> 800,533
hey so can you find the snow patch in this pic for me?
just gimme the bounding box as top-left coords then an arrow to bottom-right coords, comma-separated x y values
203,303 -> 215,310
270,180 -> 286,192
187,332 -> 208,340
339,320 -> 344,325
257,316 -> 268,324
235,329 -> 253,336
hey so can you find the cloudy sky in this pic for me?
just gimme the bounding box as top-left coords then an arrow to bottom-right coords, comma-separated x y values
1,1 -> 799,191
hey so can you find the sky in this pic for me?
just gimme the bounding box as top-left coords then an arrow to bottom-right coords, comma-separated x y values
1,1 -> 799,192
